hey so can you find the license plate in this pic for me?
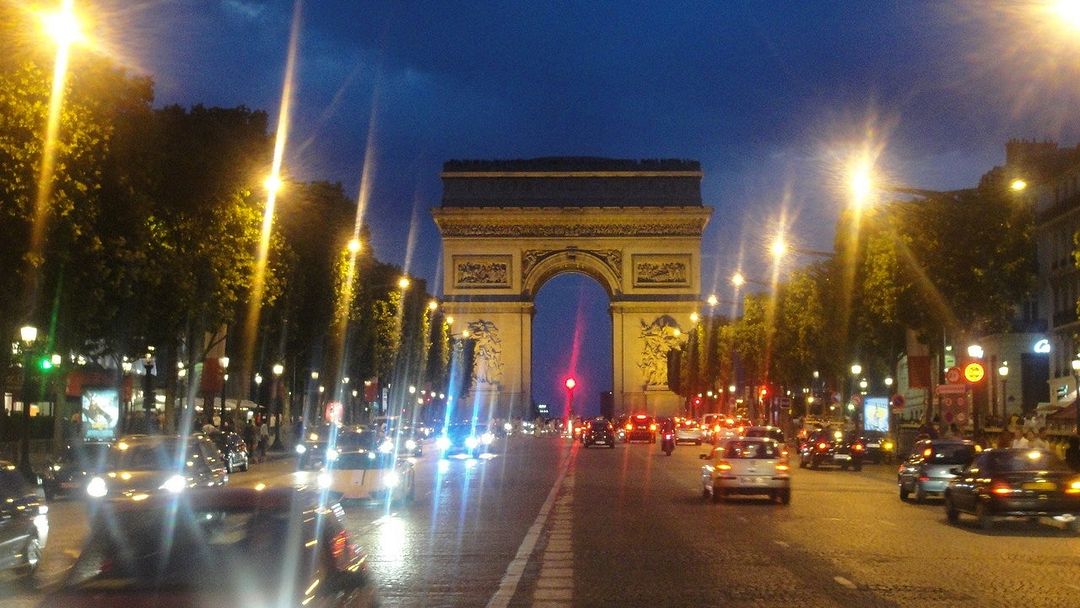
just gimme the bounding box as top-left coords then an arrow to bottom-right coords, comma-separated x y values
60,481 -> 80,489
835,454 -> 851,460
867,443 -> 880,448
1022,482 -> 1056,491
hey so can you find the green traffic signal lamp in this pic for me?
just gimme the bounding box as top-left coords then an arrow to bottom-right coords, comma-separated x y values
39,357 -> 53,371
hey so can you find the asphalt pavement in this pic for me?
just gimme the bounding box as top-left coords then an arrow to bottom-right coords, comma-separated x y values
3,436 -> 1079,607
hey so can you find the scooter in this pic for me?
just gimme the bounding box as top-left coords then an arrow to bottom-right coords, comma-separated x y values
662,432 -> 675,456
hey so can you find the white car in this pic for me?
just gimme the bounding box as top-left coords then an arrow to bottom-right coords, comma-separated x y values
700,438 -> 790,504
318,450 -> 416,503
675,419 -> 705,445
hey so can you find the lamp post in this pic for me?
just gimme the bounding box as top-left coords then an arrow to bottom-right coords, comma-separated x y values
270,363 -> 284,424
996,363 -> 1008,424
254,373 -> 263,415
849,364 -> 862,426
18,326 -> 38,477
219,356 -> 230,426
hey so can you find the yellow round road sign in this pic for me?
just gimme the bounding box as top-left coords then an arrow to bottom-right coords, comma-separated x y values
964,362 -> 985,383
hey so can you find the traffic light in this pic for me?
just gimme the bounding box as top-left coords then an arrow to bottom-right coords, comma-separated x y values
693,397 -> 702,407
38,357 -> 53,371
564,377 -> 576,391
760,387 -> 768,397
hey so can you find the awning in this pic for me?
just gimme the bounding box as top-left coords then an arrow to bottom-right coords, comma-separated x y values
1047,401 -> 1077,420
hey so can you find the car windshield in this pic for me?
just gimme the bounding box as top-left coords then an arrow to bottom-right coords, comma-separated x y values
446,424 -> 484,438
110,439 -> 187,471
333,451 -> 396,470
925,444 -> 976,464
723,441 -> 780,459
986,450 -> 1070,472
62,443 -> 112,467
65,508 -> 313,592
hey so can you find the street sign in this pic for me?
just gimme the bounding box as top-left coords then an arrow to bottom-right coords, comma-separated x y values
964,363 -> 985,383
850,394 -> 863,408
945,367 -> 963,384
890,394 -> 906,414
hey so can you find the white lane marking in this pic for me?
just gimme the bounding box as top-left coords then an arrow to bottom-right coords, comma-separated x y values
773,540 -> 789,548
834,576 -> 857,589
486,446 -> 573,608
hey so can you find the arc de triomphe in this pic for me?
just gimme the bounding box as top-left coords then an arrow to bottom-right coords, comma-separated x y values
432,158 -> 712,421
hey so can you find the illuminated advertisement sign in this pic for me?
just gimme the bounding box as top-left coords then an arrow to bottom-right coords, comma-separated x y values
863,396 -> 889,433
82,388 -> 119,441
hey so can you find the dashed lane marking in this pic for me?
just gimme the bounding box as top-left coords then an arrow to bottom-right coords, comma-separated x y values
773,540 -> 789,548
834,576 -> 857,589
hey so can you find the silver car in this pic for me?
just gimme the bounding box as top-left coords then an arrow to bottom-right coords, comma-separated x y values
675,419 -> 705,445
897,439 -> 977,503
700,438 -> 791,504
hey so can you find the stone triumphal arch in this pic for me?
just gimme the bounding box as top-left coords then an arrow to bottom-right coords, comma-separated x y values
432,158 -> 712,420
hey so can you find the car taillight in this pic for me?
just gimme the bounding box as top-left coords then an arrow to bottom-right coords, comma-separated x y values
852,443 -> 864,451
775,463 -> 790,472
649,424 -> 657,431
817,442 -> 828,450
918,475 -> 929,482
625,423 -> 633,431
990,482 -> 1017,495
737,426 -> 744,434
716,461 -> 732,471
1067,480 -> 1080,495
714,425 -> 721,432
923,448 -> 932,458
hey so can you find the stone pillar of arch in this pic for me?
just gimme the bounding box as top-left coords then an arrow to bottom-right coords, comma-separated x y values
432,158 -> 712,420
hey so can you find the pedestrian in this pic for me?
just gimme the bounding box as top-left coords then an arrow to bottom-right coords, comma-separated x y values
1032,428 -> 1051,450
258,416 -> 270,463
1065,436 -> 1080,473
1012,430 -> 1034,449
995,430 -> 1014,449
243,418 -> 257,459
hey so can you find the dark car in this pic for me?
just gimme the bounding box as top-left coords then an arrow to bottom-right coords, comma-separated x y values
898,439 -> 977,503
582,418 -> 616,449
744,425 -> 785,445
40,488 -> 376,607
207,430 -> 250,473
85,434 -> 228,501
42,441 -> 111,500
944,448 -> 1080,532
860,430 -> 895,464
799,429 -> 865,471
435,423 -> 495,458
0,461 -> 48,577
625,414 -> 657,443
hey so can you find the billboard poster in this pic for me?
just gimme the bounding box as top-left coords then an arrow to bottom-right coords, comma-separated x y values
82,388 -> 120,441
863,397 -> 889,432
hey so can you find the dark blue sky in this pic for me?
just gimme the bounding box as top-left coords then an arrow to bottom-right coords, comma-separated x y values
100,1 -> 1080,410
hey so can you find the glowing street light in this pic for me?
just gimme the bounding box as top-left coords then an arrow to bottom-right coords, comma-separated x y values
770,236 -> 788,260
850,363 -> 862,376
731,272 -> 746,288
707,294 -> 719,307
1009,178 -> 1028,192
428,300 -> 438,312
689,312 -> 700,324
1052,0 -> 1080,30
41,3 -> 85,47
347,237 -> 362,253
398,277 -> 411,290
272,363 -> 284,377
446,316 -> 455,326
263,174 -> 283,194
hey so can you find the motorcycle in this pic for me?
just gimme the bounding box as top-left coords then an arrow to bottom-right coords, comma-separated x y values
661,433 -> 675,456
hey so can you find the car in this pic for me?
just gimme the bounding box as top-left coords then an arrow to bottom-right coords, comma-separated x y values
582,417 -> 616,448
707,416 -> 748,444
40,487 -> 377,607
700,438 -> 790,504
675,419 -> 705,445
207,430 -> 250,473
85,434 -> 229,501
435,423 -> 495,458
624,414 -> 657,443
743,425 -> 785,445
613,416 -> 630,442
297,425 -> 373,470
943,448 -> 1080,532
318,449 -> 416,503
41,441 -> 111,500
860,430 -> 896,463
898,439 -> 977,503
0,462 -> 48,577
798,428 -> 865,471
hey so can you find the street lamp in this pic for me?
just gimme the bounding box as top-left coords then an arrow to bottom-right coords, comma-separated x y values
859,378 -> 868,393
689,312 -> 700,324
347,237 -> 362,254
564,377 -> 577,426
997,363 -> 1009,422
398,277 -> 411,290
707,294 -> 719,307
17,326 -> 38,476
219,356 -> 230,425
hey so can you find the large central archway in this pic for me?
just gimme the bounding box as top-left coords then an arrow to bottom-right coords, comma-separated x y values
432,158 -> 712,421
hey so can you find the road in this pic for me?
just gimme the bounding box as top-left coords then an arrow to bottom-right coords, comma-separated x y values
3,436 -> 1079,607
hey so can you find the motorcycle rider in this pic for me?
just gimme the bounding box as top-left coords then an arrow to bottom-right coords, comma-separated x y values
660,417 -> 676,454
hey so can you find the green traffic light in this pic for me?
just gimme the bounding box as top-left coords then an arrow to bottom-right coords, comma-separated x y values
39,358 -> 53,371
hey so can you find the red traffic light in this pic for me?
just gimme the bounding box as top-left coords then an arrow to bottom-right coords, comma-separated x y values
564,378 -> 576,390
693,397 -> 702,406
760,387 -> 768,397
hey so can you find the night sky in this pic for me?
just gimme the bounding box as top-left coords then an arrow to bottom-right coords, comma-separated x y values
92,1 -> 1080,415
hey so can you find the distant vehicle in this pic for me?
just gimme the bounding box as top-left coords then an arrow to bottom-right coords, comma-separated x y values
41,441 -> 111,500
297,425 -> 372,470
743,425 -> 785,445
40,488 -> 377,607
582,418 -> 616,449
706,416 -> 748,444
613,416 -> 629,443
0,461 -> 48,577
206,430 -> 250,473
860,430 -> 895,463
799,429 -> 865,471
675,419 -> 705,445
435,423 -> 495,458
944,448 -> 1080,532
624,414 -> 657,443
898,439 -> 977,503
85,434 -> 228,501
318,450 -> 416,503
700,438 -> 790,504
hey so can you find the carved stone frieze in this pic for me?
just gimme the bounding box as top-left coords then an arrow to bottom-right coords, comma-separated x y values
521,248 -> 623,284
438,222 -> 705,238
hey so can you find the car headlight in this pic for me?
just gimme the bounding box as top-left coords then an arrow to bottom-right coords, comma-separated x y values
326,448 -> 340,462
50,464 -> 62,472
504,422 -> 513,432
160,474 -> 187,494
317,472 -> 331,489
383,471 -> 401,488
308,433 -> 319,442
86,476 -> 108,498
436,437 -> 451,450
295,444 -> 307,454
405,439 -> 418,451
481,432 -> 495,445
378,440 -> 394,454
465,436 -> 479,449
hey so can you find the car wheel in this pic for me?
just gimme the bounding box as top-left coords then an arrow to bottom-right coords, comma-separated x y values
16,535 -> 41,577
841,462 -> 849,471
779,489 -> 791,505
711,483 -> 724,503
853,462 -> 863,472
1068,519 -> 1080,534
702,483 -> 711,499
976,502 -> 994,531
899,483 -> 909,501
799,456 -> 808,469
945,496 -> 959,524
